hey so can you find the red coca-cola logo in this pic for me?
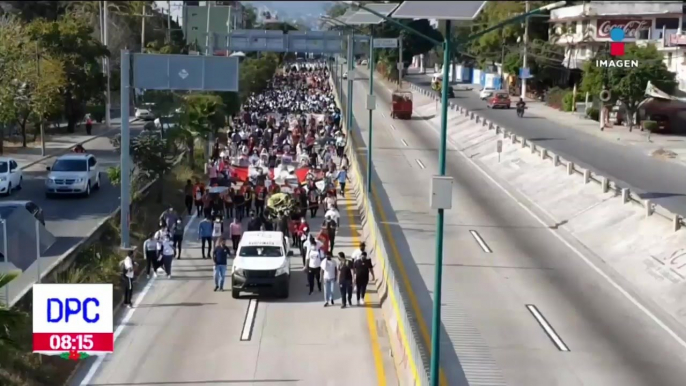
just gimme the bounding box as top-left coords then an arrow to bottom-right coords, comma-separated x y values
597,19 -> 652,38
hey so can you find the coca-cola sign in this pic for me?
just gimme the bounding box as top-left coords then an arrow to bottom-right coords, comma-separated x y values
596,19 -> 652,39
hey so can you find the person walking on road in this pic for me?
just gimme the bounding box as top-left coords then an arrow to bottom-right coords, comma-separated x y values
199,216 -> 214,259
337,252 -> 354,308
212,217 -> 223,246
184,180 -> 194,215
159,206 -> 179,230
354,251 -> 373,305
160,235 -> 175,278
171,218 -> 184,259
143,233 -> 160,279
305,236 -> 323,294
120,249 -> 137,308
193,180 -> 205,216
323,212 -> 338,254
337,166 -> 349,197
320,252 -> 337,306
213,238 -> 230,291
229,217 -> 243,252
351,242 -> 375,281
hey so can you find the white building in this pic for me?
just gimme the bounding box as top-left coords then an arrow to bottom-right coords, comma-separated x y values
549,1 -> 686,90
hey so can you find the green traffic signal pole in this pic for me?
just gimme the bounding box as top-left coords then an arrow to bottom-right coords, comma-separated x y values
346,3 -> 568,385
367,26 -> 374,194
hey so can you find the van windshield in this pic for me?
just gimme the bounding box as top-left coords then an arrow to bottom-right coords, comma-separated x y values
239,246 -> 283,257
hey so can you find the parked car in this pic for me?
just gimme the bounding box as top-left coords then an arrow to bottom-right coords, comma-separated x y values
643,114 -> 670,132
45,154 -> 101,198
0,200 -> 45,225
479,87 -> 495,100
135,108 -> 155,121
0,157 -> 22,196
487,92 -> 511,109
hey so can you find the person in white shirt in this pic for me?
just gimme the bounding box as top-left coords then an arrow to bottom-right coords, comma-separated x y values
325,206 -> 340,228
320,252 -> 337,306
119,250 -> 137,308
160,236 -> 175,278
305,235 -> 323,294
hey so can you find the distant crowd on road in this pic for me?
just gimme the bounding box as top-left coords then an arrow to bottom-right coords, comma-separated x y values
123,61 -> 375,309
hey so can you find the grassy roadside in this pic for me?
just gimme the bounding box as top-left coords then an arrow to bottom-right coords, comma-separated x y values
0,160 -> 204,386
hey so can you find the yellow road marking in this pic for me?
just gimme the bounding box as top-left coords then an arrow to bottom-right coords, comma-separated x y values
341,187 -> 387,386
346,109 -> 449,386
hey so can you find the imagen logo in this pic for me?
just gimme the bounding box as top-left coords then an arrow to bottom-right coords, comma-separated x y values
596,27 -> 638,68
610,28 -> 625,56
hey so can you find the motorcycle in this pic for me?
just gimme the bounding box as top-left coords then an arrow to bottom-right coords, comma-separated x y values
516,104 -> 526,118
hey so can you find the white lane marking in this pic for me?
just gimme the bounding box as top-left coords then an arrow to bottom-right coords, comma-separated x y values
526,304 -> 570,352
402,83 -> 686,351
469,230 -> 492,253
390,124 -> 396,131
401,139 -> 409,147
381,112 -> 386,118
240,298 -> 259,341
415,159 -> 426,169
79,213 -> 198,386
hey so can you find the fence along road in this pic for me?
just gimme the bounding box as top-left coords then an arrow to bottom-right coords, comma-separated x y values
341,67 -> 686,386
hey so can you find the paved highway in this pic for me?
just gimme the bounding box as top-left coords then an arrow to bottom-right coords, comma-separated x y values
1,119 -> 144,305
341,69 -> 686,385
70,187 -> 397,386
405,73 -> 686,217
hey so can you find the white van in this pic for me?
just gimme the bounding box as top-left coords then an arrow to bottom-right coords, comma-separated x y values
231,231 -> 292,299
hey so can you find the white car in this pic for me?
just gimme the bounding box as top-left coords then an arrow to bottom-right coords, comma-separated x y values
0,157 -> 22,196
480,87 -> 495,100
45,154 -> 101,197
134,108 -> 155,121
231,231 -> 293,299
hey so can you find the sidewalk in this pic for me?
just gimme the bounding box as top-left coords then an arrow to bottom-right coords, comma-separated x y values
414,68 -> 686,166
6,117 -> 136,169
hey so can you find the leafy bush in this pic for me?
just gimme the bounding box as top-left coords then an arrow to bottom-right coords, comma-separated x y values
86,104 -> 105,123
642,120 -> 658,132
562,91 -> 582,112
545,87 -> 568,110
587,107 -> 600,121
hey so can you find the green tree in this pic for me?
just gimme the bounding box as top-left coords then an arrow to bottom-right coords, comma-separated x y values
13,43 -> 67,147
176,93 -> 225,166
131,133 -> 177,202
325,2 -> 348,19
0,15 -> 31,154
581,44 -> 676,126
27,15 -> 109,133
242,4 -> 258,29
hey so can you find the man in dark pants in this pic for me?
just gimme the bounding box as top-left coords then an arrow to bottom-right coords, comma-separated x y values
337,252 -> 354,308
143,233 -> 160,279
198,216 -> 214,259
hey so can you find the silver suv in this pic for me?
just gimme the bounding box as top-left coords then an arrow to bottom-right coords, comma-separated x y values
45,154 -> 101,198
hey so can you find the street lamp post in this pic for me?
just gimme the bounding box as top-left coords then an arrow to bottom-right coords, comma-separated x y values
344,2 -> 569,386
366,26 -> 375,194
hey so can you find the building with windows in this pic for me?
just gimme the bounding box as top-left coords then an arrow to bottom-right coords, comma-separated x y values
549,1 -> 686,90
182,1 -> 244,55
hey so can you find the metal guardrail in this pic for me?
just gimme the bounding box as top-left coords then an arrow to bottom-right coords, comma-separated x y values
330,67 -> 430,386
410,81 -> 686,232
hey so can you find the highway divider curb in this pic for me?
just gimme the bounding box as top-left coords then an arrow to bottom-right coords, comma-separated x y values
406,79 -> 685,230
330,74 -> 430,386
19,118 -> 139,171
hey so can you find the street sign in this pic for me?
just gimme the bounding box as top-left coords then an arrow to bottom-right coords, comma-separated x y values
519,67 -> 533,79
373,38 -> 399,49
288,31 -> 342,54
497,139 -> 503,162
132,54 -> 239,91
228,29 -> 286,52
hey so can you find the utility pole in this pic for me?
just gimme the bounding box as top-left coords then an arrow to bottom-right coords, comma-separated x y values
521,0 -> 530,98
104,1 -> 111,129
36,42 -> 45,157
205,1 -> 212,55
141,6 -> 146,52
226,4 -> 233,56
500,28 -> 505,89
167,0 -> 172,43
